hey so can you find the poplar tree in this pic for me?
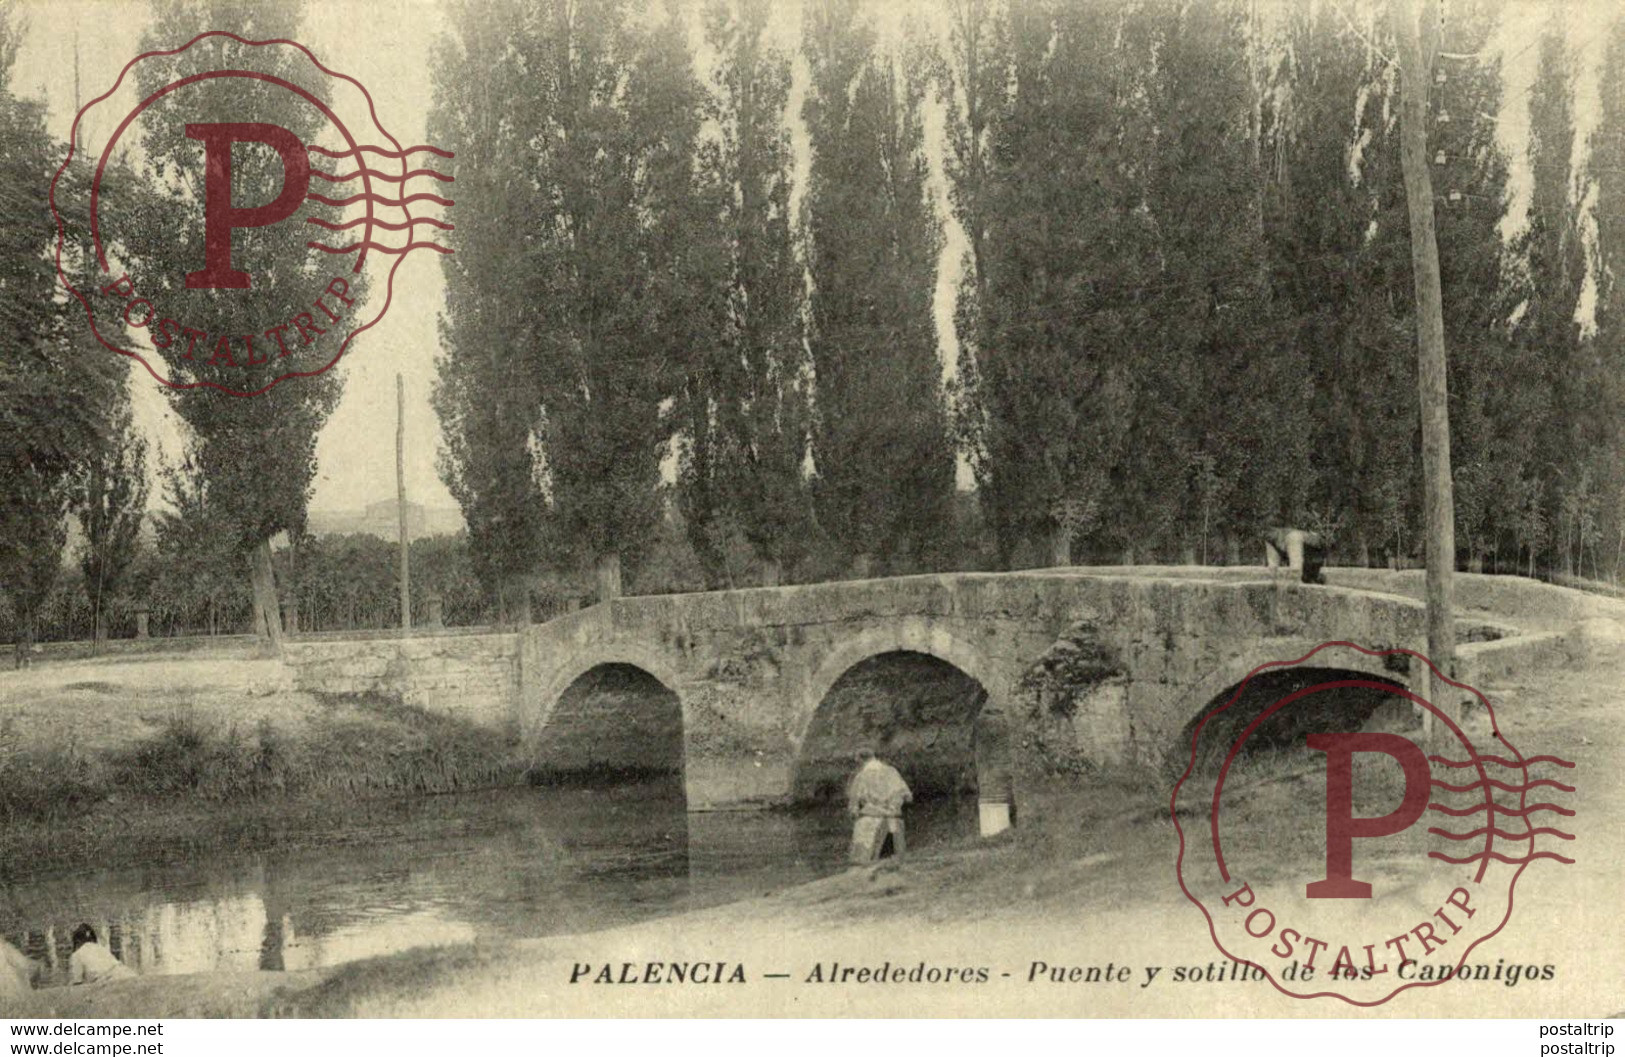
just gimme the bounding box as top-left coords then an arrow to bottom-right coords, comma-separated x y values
117,0 -> 361,650
1507,29 -> 1588,577
675,0 -> 812,588
1586,17 -> 1625,582
1126,1 -> 1277,564
0,4 -> 117,662
75,400 -> 150,647
802,0 -> 954,575
959,0 -> 1146,567
430,0 -> 547,619
512,0 -> 706,598
1432,2 -> 1515,574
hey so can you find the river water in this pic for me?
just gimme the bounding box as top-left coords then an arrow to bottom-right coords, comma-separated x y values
1,785 -> 977,987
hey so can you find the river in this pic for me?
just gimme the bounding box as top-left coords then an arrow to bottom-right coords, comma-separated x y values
1,783 -> 978,987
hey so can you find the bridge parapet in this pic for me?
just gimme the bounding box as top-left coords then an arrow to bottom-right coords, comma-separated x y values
510,570 -> 1598,813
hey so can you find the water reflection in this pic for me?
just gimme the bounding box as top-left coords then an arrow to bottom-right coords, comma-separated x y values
1,783 -> 977,987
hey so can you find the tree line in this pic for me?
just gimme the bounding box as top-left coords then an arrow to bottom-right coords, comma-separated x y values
6,0 -> 1625,656
431,0 -> 1625,606
0,529 -> 511,645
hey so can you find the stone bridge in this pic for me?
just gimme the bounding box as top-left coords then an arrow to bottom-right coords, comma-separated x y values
509,568 -> 1614,816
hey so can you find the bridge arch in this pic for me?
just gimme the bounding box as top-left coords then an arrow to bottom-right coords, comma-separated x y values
528,641 -> 686,738
526,641 -> 688,788
1168,646 -> 1412,779
794,623 -> 1010,753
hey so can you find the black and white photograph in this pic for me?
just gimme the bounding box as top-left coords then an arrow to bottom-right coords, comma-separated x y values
0,0 -> 1622,1030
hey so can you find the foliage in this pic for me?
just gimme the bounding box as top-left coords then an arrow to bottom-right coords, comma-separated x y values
151,457 -> 251,635
675,0 -> 815,587
0,695 -> 527,830
115,0 -> 363,643
1587,18 -> 1625,582
75,399 -> 150,642
18,0 -> 1625,639
802,0 -> 955,574
0,3 -> 128,662
521,0 -> 698,579
429,0 -> 548,612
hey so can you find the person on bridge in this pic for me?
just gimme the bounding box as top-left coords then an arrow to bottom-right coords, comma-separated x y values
847,749 -> 913,865
67,924 -> 135,986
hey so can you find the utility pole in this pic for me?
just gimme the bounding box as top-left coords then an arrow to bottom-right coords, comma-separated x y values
397,372 -> 411,631
1391,0 -> 1456,739
73,33 -> 81,153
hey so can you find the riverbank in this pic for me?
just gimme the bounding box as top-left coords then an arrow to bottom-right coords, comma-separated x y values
0,655 -> 528,881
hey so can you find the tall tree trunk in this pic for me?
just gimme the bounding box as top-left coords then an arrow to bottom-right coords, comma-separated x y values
511,576 -> 533,626
13,614 -> 35,669
1394,0 -> 1456,737
596,552 -> 622,602
1049,523 -> 1072,567
397,373 -> 412,632
249,539 -> 284,654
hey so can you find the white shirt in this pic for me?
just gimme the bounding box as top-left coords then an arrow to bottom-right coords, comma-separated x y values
847,758 -> 913,818
69,942 -> 134,985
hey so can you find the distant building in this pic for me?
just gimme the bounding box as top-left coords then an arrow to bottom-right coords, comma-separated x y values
306,500 -> 465,542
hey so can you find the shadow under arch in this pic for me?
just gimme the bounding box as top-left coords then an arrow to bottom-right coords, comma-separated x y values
794,627 -> 1010,751
1172,664 -> 1413,781
528,660 -> 686,794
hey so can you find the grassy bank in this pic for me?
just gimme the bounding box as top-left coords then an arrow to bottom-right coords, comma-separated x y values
0,688 -> 529,881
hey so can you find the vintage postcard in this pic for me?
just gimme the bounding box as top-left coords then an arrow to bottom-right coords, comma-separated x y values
1,0 -> 1622,1026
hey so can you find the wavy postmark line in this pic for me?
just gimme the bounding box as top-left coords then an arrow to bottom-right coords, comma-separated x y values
49,29 -> 434,396
306,216 -> 454,233
1430,776 -> 1576,794
1170,641 -> 1545,1007
1426,801 -> 1575,817
310,167 -> 454,184
307,143 -> 453,159
1430,753 -> 1575,769
308,191 -> 454,208
307,240 -> 453,256
1428,850 -> 1576,866
1427,825 -> 1574,841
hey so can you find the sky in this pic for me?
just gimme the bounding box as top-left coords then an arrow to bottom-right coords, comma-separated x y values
15,0 -> 456,518
11,0 -> 1618,524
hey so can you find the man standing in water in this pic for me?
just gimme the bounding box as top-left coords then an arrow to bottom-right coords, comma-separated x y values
846,748 -> 913,865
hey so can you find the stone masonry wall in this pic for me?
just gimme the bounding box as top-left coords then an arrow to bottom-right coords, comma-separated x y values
285,631 -> 520,733
513,569 -> 1592,809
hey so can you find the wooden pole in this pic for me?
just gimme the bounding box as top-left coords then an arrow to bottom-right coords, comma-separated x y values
397,373 -> 411,631
1392,0 -> 1456,739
